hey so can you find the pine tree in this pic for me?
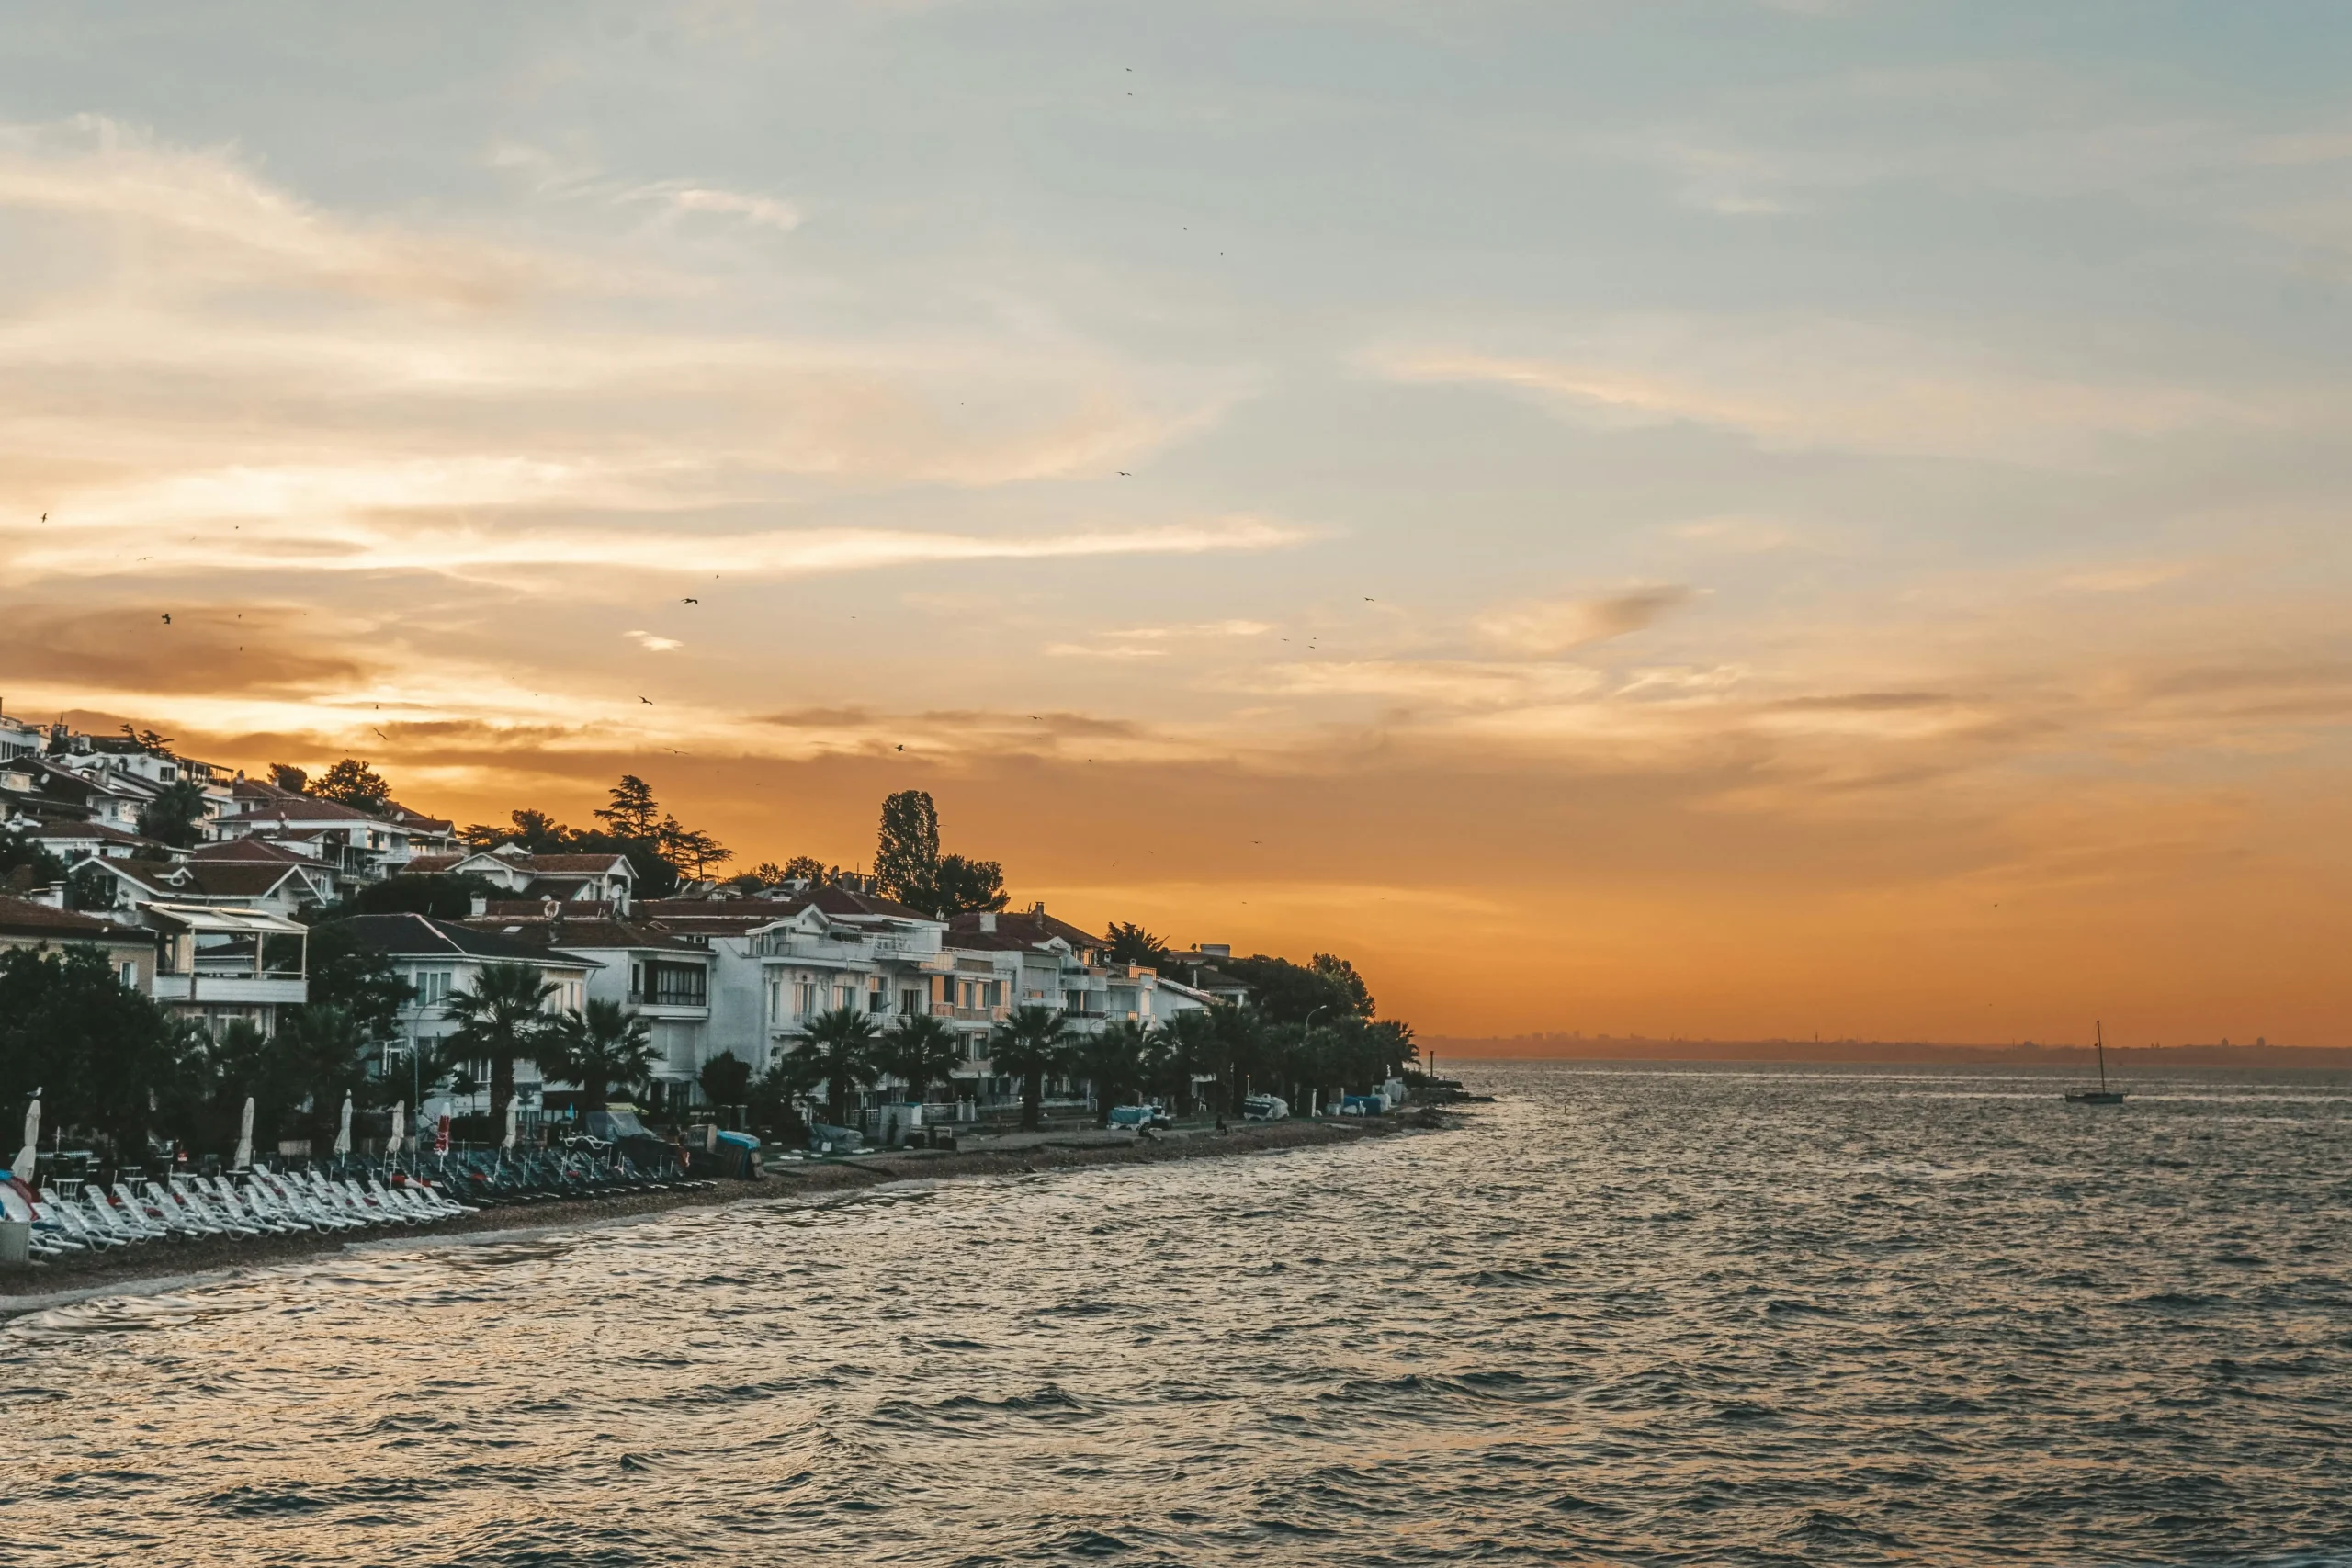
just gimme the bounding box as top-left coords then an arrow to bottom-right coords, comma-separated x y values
595,773 -> 662,840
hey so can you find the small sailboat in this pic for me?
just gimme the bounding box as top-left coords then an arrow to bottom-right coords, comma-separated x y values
2064,1021 -> 2127,1104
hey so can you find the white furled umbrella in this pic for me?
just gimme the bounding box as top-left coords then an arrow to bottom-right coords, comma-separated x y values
501,1099 -> 518,1152
333,1094 -> 354,1157
232,1096 -> 255,1170
386,1100 -> 405,1157
13,1093 -> 39,1179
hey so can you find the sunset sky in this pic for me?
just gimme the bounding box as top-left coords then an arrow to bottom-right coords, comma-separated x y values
5,4 -> 2350,1045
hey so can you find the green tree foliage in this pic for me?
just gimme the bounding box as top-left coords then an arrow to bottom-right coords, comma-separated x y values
777,855 -> 840,886
874,790 -> 940,907
136,778 -> 209,849
443,962 -> 558,1122
872,790 -> 1009,917
0,943 -> 185,1159
0,828 -> 65,892
1104,921 -> 1171,966
352,873 -> 495,920
699,1049 -> 752,1108
797,1005 -> 881,1123
268,1003 -> 379,1149
875,1011 -> 964,1104
988,1004 -> 1072,1131
312,758 -> 393,813
655,815 -> 732,878
1217,953 -> 1372,1028
301,921 -> 413,1042
1152,1010 -> 1223,1117
268,762 -> 309,794
1074,1019 -> 1149,1126
541,998 -> 656,1108
65,863 -> 117,913
933,853 -> 1009,915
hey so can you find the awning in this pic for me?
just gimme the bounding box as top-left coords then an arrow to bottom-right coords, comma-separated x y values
141,902 -> 309,936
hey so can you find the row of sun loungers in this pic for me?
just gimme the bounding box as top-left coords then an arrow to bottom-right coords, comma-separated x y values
8,1167 -> 476,1261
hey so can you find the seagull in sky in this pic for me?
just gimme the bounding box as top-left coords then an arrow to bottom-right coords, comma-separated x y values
160,613 -> 171,625
683,597 -> 699,604
639,696 -> 652,705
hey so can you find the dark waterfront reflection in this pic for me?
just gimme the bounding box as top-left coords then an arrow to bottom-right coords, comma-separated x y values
10,1063 -> 2352,1565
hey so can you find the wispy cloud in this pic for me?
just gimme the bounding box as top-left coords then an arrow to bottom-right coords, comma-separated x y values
1371,321 -> 2267,466
1477,587 -> 1695,656
626,630 -> 683,652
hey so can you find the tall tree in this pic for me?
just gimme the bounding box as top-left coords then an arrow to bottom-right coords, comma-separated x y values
303,921 -> 413,1042
136,779 -> 209,849
443,962 -> 558,1123
988,1004 -> 1073,1132
874,790 -> 941,908
594,773 -> 663,840
875,1012 -> 964,1104
1154,1010 -> 1222,1117
1105,922 -> 1171,966
1311,953 -> 1374,1018
933,853 -> 1009,915
268,762 -> 309,794
312,758 -> 393,813
119,724 -> 175,755
656,815 -> 732,878
541,999 -> 657,1110
797,1006 -> 881,1124
0,944 -> 185,1160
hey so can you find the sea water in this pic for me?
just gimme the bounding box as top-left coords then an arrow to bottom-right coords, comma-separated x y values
6,1061 -> 2350,1565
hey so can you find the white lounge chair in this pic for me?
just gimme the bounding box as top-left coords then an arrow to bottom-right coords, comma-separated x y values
78,1188 -> 147,1245
109,1182 -> 183,1239
150,1179 -> 248,1236
39,1190 -> 116,1249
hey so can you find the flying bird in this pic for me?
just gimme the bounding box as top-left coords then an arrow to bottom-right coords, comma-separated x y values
1118,471 -> 1131,477
896,744 -> 904,750
639,696 -> 652,705
160,613 -> 171,625
683,597 -> 699,604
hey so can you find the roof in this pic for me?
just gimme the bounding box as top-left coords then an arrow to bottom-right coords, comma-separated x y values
220,797 -> 388,826
24,820 -> 160,848
331,912 -> 590,966
517,852 -> 634,874
0,894 -> 151,944
948,908 -> 1101,950
94,860 -> 310,899
401,854 -> 467,876
481,898 -> 616,919
187,838 -> 325,867
457,915 -> 704,954
381,799 -> 454,832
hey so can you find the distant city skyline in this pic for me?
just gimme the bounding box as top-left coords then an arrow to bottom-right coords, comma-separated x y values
5,4 -> 2348,1043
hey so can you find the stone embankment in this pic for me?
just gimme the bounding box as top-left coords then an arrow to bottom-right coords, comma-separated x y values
2,1114 -> 1444,1306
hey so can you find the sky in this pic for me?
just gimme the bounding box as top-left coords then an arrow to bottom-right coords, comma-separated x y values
4,2 -> 2350,1046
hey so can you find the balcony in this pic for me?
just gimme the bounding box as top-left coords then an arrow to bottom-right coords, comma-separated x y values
152,973 -> 308,1006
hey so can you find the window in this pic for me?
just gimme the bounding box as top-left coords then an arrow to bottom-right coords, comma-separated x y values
416,970 -> 452,1008
796,981 -> 820,1019
118,960 -> 138,988
900,989 -> 921,1015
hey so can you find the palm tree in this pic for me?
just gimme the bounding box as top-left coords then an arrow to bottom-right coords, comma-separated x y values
1154,1008 -> 1221,1118
989,1004 -> 1072,1131
444,962 -> 558,1124
542,998 -> 657,1110
1074,1018 -> 1148,1126
876,1011 -> 965,1105
797,1005 -> 881,1124
1211,1001 -> 1271,1118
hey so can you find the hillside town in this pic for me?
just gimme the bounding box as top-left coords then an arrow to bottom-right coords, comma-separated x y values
0,713 -> 1415,1163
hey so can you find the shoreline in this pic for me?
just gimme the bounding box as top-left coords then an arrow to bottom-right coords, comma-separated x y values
1,1115 -> 1433,1315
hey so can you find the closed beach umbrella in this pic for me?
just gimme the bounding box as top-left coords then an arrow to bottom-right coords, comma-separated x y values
386,1100 -> 405,1156
502,1099 -> 518,1152
13,1094 -> 39,1180
333,1094 -> 354,1157
232,1096 -> 255,1170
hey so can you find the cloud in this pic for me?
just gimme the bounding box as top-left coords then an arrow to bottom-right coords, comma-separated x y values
1477,586 -> 1695,655
0,115 -> 556,306
1370,320 -> 2267,465
626,630 -> 683,651
643,184 -> 802,231
1,508 -> 1314,586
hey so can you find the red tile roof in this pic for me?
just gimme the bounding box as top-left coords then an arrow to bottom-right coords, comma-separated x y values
0,894 -> 151,944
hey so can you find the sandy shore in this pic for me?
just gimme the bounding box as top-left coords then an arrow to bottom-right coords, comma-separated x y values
2,1115 -> 1430,1311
